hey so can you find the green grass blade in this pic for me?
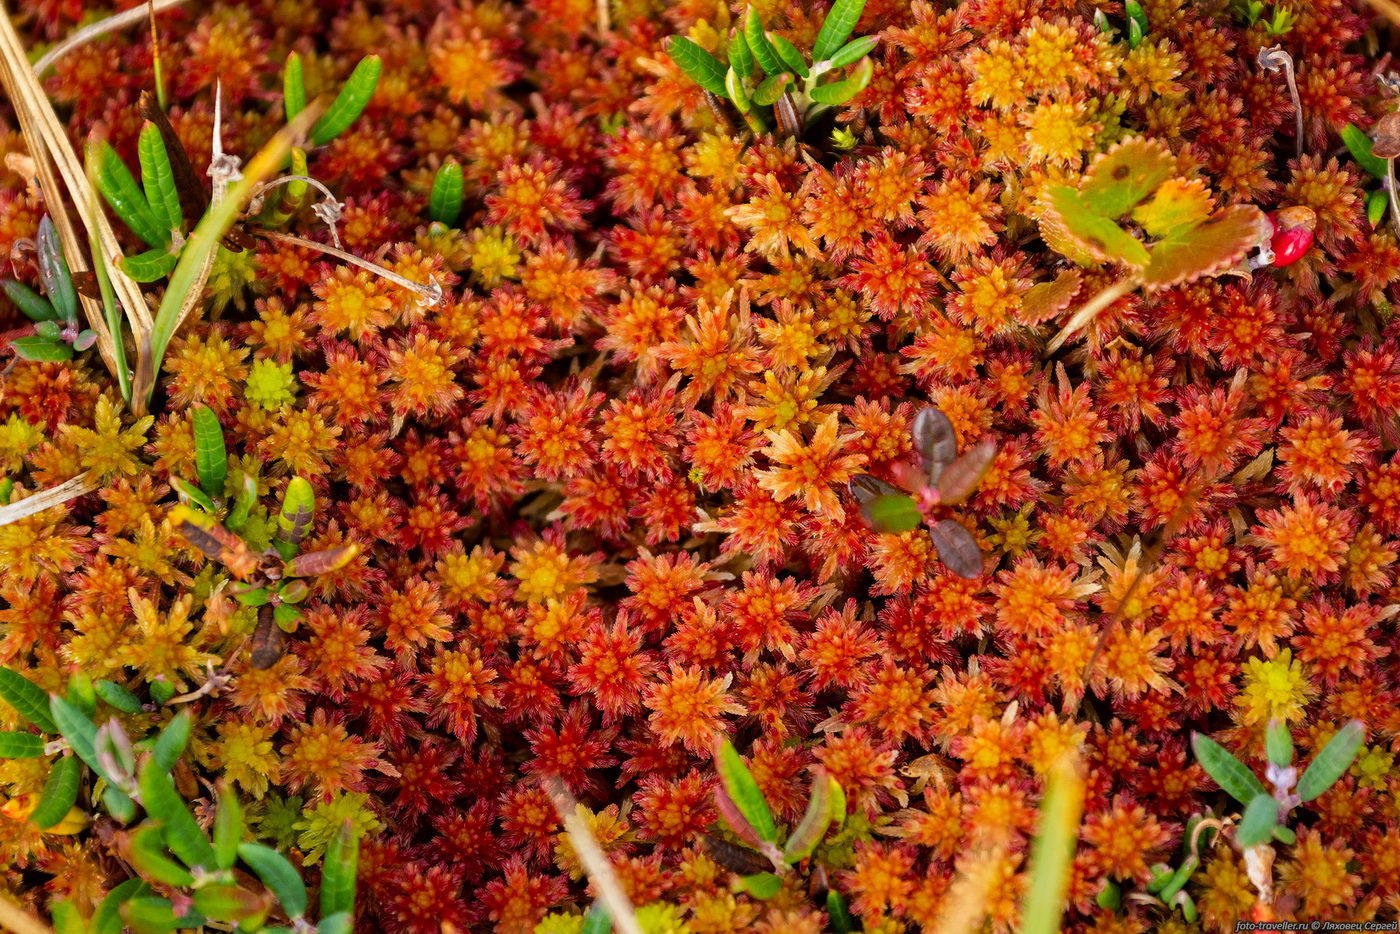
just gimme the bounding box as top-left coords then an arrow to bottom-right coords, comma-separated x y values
138,122 -> 182,236
665,35 -> 728,95
310,55 -> 381,145
30,754 -> 81,828
284,52 -> 307,122
192,405 -> 227,497
813,0 -> 866,61
239,842 -> 308,918
428,159 -> 464,227
0,668 -> 58,733
1019,754 -> 1086,934
1296,720 -> 1365,801
94,142 -> 166,248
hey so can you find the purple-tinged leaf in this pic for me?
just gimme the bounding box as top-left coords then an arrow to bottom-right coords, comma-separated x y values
929,519 -> 982,578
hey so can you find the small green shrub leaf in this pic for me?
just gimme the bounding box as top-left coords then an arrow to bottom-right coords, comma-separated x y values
752,72 -> 793,107
770,35 -> 809,77
1272,824 -> 1296,844
1096,880 -> 1121,912
35,216 -> 79,324
94,680 -> 143,714
138,755 -> 217,870
138,122 -> 183,236
67,672 -> 96,719
213,786 -> 243,870
170,476 -> 218,514
93,879 -> 150,934
226,472 -> 258,532
1343,122 -> 1388,180
716,738 -> 779,843
809,57 -> 874,104
861,493 -> 922,534
813,0 -> 866,62
1191,732 -> 1267,805
826,890 -> 855,934
94,143 -> 166,248
1079,137 -> 1176,217
31,754 -> 81,828
192,405 -> 227,497
0,668 -> 58,733
151,709 -> 192,772
1265,719 -> 1293,767
1042,186 -> 1151,267
131,821 -> 196,887
275,476 -> 316,559
102,785 -> 137,823
120,247 -> 180,283
666,36 -> 728,96
783,771 -> 833,862
192,883 -> 271,927
2,280 -> 58,322
725,66 -> 752,113
1235,793 -> 1279,847
239,842 -> 308,918
120,896 -> 202,934
826,34 -> 878,68
739,872 -> 783,899
1368,189 -> 1389,227
317,912 -> 353,934
320,820 -> 359,917
0,731 -> 43,757
1296,720 -> 1365,801
428,160 -> 464,227
284,52 -> 307,122
581,902 -> 611,934
311,55 -> 382,145
728,30 -> 753,79
9,337 -> 73,362
743,9 -> 784,77
49,694 -> 108,780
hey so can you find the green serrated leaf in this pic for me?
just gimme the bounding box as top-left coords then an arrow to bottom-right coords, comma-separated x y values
743,9 -> 784,77
191,405 -> 227,498
740,872 -> 783,899
1342,123 -> 1388,180
320,820 -> 359,917
9,337 -> 74,362
813,0 -> 866,62
428,160 -> 464,227
151,709 -> 192,772
94,143 -> 166,248
1236,793 -> 1279,847
2,280 -> 58,322
238,842 -> 308,918
0,669 -> 59,733
139,122 -> 183,236
94,680 -> 143,714
1043,185 -> 1151,267
716,739 -> 778,843
311,55 -> 381,146
35,216 -> 79,324
1191,732 -> 1267,805
284,52 -> 307,122
666,35 -> 729,96
31,754 -> 81,828
0,730 -> 44,757
1139,205 -> 1270,290
1296,720 -> 1365,801
826,34 -> 878,68
138,755 -> 217,871
120,246 -> 180,283
131,821 -> 196,887
770,35 -> 809,78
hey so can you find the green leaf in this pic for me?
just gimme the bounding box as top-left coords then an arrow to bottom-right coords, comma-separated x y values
1095,880 -> 1122,912
752,72 -> 793,107
103,785 -> 137,823
0,730 -> 44,757
213,786 -> 243,870
149,679 -> 175,706
320,820 -> 359,917
170,476 -> 218,514
1369,189 -> 1390,227
151,709 -> 192,772
94,880 -> 152,934
311,55 -> 382,146
666,35 -> 728,96
743,9 -> 784,77
725,66 -> 752,113
139,122 -> 183,236
120,897 -> 199,934
808,58 -> 873,105
1272,824 -> 1296,845
739,872 -> 782,899
826,891 -> 855,934
120,246 -> 180,283
276,476 -> 316,559
1078,137 -> 1176,217
94,143 -> 166,248
580,902 -> 612,934
9,336 -> 74,362
1019,755 -> 1086,934
1156,854 -> 1199,902
49,694 -> 108,780
273,603 -> 304,631
1139,205 -> 1271,290
131,821 -> 196,887
813,0 -> 866,62
1296,720 -> 1365,801
138,754 -> 217,871
1191,732 -> 1267,805
33,320 -> 62,342
1343,123 -> 1388,180
826,34 -> 878,68
317,912 -> 353,934
284,52 -> 307,122
50,900 -> 85,934
0,478 -> 10,505
0,668 -> 59,733
1042,185 -> 1151,267
428,160 -> 464,227
238,842 -> 308,918
783,772 -> 834,863
67,672 -> 96,719
863,494 -> 922,534
81,141 -> 131,403
716,739 -> 778,843
2,280 -> 58,322
192,883 -> 271,927
727,30 -> 753,80
1236,793 -> 1279,848
192,405 -> 227,498
226,472 -> 258,533
35,216 -> 79,324
770,35 -> 809,78
31,754 -> 81,828
95,680 -> 143,714
1265,719 -> 1293,767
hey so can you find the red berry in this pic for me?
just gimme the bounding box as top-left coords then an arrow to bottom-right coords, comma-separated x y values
1268,206 -> 1316,267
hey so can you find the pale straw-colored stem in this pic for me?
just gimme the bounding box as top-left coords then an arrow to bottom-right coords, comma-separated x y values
543,778 -> 644,934
1044,275 -> 1140,355
0,473 -> 98,527
31,0 -> 191,75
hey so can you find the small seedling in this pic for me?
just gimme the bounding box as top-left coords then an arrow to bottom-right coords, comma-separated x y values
666,0 -> 878,139
1,216 -> 100,363
847,405 -> 994,579
1343,114 -> 1400,236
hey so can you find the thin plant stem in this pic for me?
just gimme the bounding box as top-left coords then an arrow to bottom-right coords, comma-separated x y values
1386,158 -> 1400,239
0,472 -> 98,527
260,231 -> 444,305
1043,275 -> 1141,355
543,777 -> 644,934
31,0 -> 191,75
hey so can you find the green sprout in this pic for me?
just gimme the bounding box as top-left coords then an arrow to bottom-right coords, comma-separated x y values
1,216 -> 100,364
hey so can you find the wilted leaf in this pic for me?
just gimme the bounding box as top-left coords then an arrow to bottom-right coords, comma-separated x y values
929,519 -> 982,578
169,504 -> 258,578
284,544 -> 359,578
1019,269 -> 1082,326
1130,177 -> 1215,239
1139,205 -> 1270,290
1078,137 -> 1177,217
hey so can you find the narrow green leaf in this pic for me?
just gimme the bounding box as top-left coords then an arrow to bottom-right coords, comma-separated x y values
782,772 -> 833,863
316,912 -> 353,934
151,709 -> 192,772
31,755 -> 81,828
213,786 -> 243,870
49,694 -> 109,781
310,55 -> 382,146
666,35 -> 729,96
82,141 -> 131,403
1272,824 -> 1296,844
9,337 -> 73,362
1191,733 -> 1267,805
808,57 -> 873,105
752,72 -> 793,107
284,52 -> 307,122
1296,720 -> 1365,801
103,785 -> 137,823
1368,189 -> 1389,227
94,880 -> 152,934
67,672 -> 96,719
1156,854 -> 1199,902
1265,719 -> 1293,767
826,34 -> 879,68
813,0 -> 866,62
739,872 -> 782,899
0,730 -> 44,757
36,216 -> 79,324
727,30 -> 753,79
131,821 -> 196,887
139,122 -> 183,235
1,280 -> 58,322
170,476 -> 218,514
95,680 -> 143,714
138,755 -> 217,870
50,900 -> 85,934
0,478 -> 10,505
120,897 -> 190,934
716,739 -> 778,843
1235,793 -> 1279,847
192,883 -> 270,927
0,668 -> 58,733
238,842 -> 308,918
743,9 -> 784,76
428,160 -> 464,227
273,603 -> 304,631
321,820 -> 360,917
1019,755 -> 1086,934
119,246 -> 180,283
863,494 -> 922,534
94,143 -> 167,248
826,891 -> 855,934
226,472 -> 258,532
192,405 -> 227,498
149,679 -> 175,706
276,476 -> 316,559
725,66 -> 752,113
770,35 -> 809,78
1095,880 -> 1121,912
